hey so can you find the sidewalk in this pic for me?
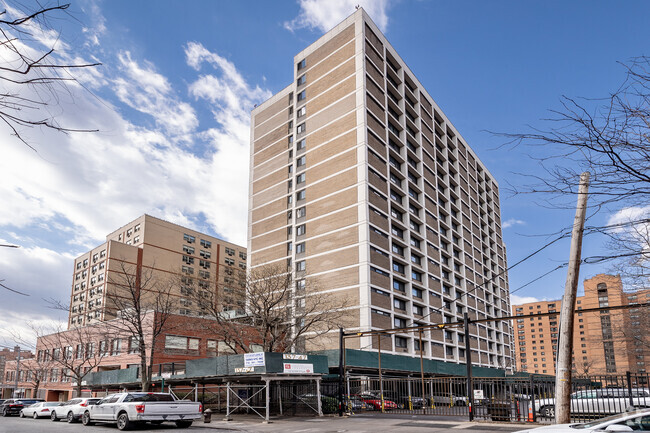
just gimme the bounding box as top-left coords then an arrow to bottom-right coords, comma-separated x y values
197,414 -> 538,432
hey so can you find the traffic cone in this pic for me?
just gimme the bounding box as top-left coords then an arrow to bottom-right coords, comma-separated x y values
527,404 -> 534,422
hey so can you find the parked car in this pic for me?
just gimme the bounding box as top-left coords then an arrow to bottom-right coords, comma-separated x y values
514,407 -> 650,432
535,388 -> 650,418
430,393 -> 468,406
1,399 -> 44,416
19,402 -> 60,418
346,396 -> 369,412
383,391 -> 426,409
50,397 -> 100,422
356,392 -> 399,410
81,392 -> 202,430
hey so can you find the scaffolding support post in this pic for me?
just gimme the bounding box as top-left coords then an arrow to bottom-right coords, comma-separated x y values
464,312 -> 474,421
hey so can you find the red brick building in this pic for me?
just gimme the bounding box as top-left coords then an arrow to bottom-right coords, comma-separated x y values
3,312 -> 260,401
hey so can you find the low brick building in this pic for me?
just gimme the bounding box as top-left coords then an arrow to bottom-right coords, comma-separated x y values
2,312 -> 260,401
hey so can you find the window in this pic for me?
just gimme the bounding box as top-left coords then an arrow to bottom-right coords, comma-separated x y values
413,304 -> 424,315
393,298 -> 406,310
182,265 -> 194,274
297,123 -> 305,134
111,339 -> 122,356
412,271 -> 422,282
239,251 -> 247,260
200,250 -> 211,259
296,242 -> 305,254
412,287 -> 423,298
296,139 -> 306,151
296,260 -> 306,272
394,317 -> 407,328
297,90 -> 306,102
296,173 -> 306,184
296,189 -> 306,201
296,207 -> 306,218
225,258 -> 234,265
297,74 -> 306,86
391,225 -> 404,239
129,337 -> 139,354
182,255 -> 194,264
225,247 -> 235,256
297,155 -> 306,167
393,262 -> 405,273
183,234 -> 195,243
395,336 -> 408,348
296,224 -> 306,236
392,243 -> 404,256
297,59 -> 306,70
297,106 -> 306,117
410,237 -> 421,248
200,239 -> 211,248
393,280 -> 405,292
200,260 -> 210,269
390,189 -> 403,204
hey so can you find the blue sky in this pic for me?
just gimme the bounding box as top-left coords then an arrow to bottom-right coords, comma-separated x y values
0,0 -> 648,346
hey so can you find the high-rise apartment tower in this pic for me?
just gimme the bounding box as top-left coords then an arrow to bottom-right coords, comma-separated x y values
249,9 -> 513,369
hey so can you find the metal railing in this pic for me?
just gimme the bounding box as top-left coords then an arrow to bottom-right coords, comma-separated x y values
324,372 -> 650,424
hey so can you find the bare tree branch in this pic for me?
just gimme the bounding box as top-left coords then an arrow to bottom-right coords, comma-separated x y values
0,2 -> 101,148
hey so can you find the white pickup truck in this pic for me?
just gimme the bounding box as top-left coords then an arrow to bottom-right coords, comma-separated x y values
81,392 -> 202,430
535,388 -> 650,418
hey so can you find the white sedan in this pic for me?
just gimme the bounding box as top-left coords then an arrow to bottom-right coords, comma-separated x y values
515,408 -> 650,432
19,402 -> 60,419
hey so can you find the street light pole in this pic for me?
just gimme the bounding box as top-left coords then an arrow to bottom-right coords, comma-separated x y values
14,346 -> 21,398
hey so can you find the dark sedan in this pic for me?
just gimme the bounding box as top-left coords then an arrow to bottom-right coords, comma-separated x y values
1,399 -> 44,416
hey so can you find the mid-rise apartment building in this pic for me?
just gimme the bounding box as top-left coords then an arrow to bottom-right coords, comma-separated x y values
249,9 -> 513,369
69,215 -> 247,327
513,274 -> 650,375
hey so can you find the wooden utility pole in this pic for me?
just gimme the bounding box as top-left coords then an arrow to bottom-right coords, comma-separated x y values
555,172 -> 589,424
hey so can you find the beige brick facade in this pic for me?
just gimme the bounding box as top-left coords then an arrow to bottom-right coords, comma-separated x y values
249,9 -> 513,369
68,215 -> 246,328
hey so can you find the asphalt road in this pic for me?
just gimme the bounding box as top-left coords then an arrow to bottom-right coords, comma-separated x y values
0,414 -> 532,433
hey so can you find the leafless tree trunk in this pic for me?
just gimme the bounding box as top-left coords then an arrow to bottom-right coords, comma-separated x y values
104,260 -> 178,392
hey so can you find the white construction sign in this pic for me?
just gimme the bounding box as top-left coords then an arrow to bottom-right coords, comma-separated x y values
283,363 -> 314,374
244,352 -> 265,367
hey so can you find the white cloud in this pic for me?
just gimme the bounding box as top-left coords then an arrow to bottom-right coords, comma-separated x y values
607,206 -> 650,230
0,24 -> 272,333
284,0 -> 391,33
510,294 -> 543,305
502,218 -> 525,229
0,244 -> 73,347
114,51 -> 199,139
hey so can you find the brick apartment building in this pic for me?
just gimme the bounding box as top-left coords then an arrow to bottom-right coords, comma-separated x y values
0,346 -> 33,390
512,274 -> 650,375
2,215 -> 253,400
249,9 -> 514,369
3,311 -> 260,401
68,214 -> 247,327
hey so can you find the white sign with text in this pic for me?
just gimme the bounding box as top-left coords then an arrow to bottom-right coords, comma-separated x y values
244,352 -> 265,367
283,363 -> 314,374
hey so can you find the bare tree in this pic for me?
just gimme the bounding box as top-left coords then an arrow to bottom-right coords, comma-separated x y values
192,263 -> 349,354
104,260 -> 178,392
14,354 -> 53,398
498,56 -> 650,283
11,322 -> 114,398
0,2 -> 100,149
